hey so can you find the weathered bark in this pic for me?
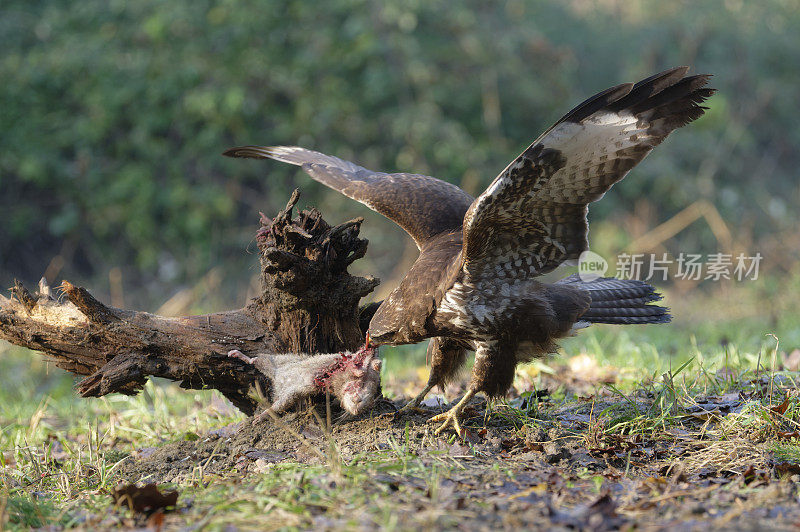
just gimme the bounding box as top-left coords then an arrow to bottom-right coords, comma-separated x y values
0,191 -> 380,415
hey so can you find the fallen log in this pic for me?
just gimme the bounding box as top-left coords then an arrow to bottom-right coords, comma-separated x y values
0,191 -> 380,415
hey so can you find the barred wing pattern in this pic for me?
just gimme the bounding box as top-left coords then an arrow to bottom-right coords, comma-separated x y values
462,67 -> 715,279
223,146 -> 474,249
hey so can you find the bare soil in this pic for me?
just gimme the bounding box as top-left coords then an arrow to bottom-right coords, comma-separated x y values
118,395 -> 800,531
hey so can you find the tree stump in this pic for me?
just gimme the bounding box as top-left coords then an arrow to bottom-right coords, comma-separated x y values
0,191 -> 381,415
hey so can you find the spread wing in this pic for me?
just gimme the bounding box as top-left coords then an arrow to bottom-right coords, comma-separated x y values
462,66 -> 715,278
223,146 -> 474,249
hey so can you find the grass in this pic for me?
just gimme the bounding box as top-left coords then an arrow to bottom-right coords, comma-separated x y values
2,305 -> 800,529
0,344 -> 248,529
0,342 -> 471,529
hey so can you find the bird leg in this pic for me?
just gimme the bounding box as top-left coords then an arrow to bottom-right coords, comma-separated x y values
397,337 -> 469,416
396,381 -> 436,414
428,389 -> 477,437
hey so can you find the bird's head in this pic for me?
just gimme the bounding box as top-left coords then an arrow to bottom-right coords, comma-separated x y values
365,327 -> 400,347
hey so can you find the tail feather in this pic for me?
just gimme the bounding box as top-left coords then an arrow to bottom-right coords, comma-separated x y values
587,295 -> 662,308
557,274 -> 671,325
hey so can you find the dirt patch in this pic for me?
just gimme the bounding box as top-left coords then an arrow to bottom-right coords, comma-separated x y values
118,396 -> 800,530
119,399 -> 525,482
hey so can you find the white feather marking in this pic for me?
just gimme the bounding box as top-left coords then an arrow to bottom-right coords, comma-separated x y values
272,146 -> 303,154
536,111 -> 645,203
568,321 -> 591,336
473,304 -> 489,323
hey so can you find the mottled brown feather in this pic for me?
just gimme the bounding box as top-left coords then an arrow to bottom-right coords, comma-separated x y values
223,146 -> 474,249
462,67 -> 715,278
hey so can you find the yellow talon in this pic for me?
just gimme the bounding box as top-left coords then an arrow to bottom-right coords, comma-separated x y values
430,409 -> 464,437
427,389 -> 476,438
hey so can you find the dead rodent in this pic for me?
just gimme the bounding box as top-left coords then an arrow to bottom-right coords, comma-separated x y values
227,344 -> 381,422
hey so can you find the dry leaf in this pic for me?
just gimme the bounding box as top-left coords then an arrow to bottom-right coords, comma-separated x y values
147,510 -> 165,532
509,484 -> 547,499
111,483 -> 179,514
771,397 -> 791,416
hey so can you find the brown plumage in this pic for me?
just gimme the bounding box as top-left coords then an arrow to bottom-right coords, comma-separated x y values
225,67 -> 715,436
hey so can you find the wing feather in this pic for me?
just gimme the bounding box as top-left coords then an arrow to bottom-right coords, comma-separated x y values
462,67 -> 715,277
224,146 -> 474,249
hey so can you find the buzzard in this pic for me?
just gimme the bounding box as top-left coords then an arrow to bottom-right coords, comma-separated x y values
225,67 -> 714,435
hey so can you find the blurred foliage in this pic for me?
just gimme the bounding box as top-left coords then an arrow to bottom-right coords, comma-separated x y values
1,0 -> 799,309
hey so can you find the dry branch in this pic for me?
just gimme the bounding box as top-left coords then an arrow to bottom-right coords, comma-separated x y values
0,191 -> 380,415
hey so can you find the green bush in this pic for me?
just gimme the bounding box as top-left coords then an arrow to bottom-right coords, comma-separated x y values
1,0 -> 797,307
